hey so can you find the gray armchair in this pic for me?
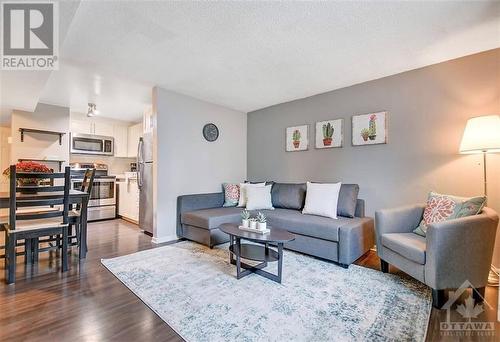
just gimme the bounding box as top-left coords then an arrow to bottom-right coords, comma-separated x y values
375,204 -> 499,308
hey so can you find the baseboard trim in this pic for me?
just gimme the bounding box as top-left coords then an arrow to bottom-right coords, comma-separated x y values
152,235 -> 179,244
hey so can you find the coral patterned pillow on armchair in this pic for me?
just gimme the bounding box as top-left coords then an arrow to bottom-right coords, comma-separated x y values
413,191 -> 486,237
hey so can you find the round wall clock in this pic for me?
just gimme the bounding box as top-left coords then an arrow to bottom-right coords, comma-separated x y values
203,123 -> 219,142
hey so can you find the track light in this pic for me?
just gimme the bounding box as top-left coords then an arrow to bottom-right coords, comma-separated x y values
87,103 -> 99,117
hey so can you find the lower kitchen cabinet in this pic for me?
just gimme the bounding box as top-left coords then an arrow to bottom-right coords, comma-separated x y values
117,175 -> 139,223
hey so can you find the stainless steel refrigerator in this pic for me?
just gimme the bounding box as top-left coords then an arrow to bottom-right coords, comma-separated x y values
137,132 -> 154,235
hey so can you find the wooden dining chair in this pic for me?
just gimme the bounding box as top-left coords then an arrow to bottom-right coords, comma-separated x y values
68,168 -> 95,255
4,165 -> 71,284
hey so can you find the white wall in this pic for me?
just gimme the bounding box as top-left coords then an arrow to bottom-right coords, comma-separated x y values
153,87 -> 247,242
0,126 -> 11,192
11,103 -> 70,171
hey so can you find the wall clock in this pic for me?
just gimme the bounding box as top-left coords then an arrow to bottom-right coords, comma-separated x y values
203,123 -> 219,142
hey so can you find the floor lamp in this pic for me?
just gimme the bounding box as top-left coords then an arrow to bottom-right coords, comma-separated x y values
459,114 -> 500,286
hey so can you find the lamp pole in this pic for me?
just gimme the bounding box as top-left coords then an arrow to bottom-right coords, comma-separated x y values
483,152 -> 487,205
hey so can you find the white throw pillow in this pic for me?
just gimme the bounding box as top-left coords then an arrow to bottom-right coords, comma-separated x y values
302,182 -> 341,219
246,185 -> 274,210
237,182 -> 266,207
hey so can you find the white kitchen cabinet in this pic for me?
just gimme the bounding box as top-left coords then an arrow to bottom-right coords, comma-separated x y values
93,122 -> 114,136
113,125 -> 128,157
70,118 -> 143,158
118,175 -> 139,223
143,106 -> 153,134
70,120 -> 114,136
70,119 -> 93,134
127,122 -> 143,158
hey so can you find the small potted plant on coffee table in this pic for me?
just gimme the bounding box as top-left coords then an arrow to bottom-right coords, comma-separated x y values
241,209 -> 250,228
256,212 -> 267,231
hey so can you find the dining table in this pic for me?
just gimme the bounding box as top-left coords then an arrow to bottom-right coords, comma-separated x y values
0,190 -> 90,259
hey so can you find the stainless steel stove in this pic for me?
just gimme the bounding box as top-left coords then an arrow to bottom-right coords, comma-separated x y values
70,163 -> 116,221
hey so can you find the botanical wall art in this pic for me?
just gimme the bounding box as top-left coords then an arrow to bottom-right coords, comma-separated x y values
315,119 -> 343,149
351,111 -> 388,146
286,125 -> 309,151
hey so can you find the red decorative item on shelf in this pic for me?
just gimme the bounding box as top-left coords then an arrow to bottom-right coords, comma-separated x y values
3,161 -> 53,194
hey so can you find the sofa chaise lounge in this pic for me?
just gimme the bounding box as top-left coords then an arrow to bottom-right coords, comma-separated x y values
177,183 -> 375,267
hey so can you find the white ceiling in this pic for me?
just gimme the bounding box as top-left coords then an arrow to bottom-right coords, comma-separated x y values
1,1 -> 500,124
40,60 -> 151,122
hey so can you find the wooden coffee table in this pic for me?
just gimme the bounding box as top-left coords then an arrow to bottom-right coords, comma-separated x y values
219,223 -> 295,284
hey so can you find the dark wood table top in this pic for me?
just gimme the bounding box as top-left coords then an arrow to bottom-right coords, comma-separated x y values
219,223 -> 295,243
0,190 -> 89,208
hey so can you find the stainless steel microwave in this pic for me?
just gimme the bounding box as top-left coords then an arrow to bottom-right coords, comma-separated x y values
70,133 -> 114,156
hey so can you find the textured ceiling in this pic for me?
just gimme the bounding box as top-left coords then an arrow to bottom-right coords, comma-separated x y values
2,1 -> 500,123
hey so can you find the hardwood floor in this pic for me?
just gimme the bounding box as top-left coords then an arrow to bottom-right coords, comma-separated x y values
356,254 -> 499,341
1,219 -> 498,341
0,219 -> 182,341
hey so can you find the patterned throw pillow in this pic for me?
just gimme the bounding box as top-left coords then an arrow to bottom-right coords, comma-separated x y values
222,183 -> 240,207
413,191 -> 486,237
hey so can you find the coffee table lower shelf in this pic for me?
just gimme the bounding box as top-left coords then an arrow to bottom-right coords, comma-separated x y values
228,241 -> 284,283
229,244 -> 279,262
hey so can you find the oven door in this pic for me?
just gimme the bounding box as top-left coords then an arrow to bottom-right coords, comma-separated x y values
71,178 -> 116,207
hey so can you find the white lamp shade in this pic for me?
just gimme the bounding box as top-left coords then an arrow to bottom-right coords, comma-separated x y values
459,115 -> 500,154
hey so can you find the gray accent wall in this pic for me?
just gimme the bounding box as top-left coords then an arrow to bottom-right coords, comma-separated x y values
247,49 -> 500,265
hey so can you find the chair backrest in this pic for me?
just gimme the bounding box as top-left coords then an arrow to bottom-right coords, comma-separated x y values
77,168 -> 95,210
9,165 -> 71,230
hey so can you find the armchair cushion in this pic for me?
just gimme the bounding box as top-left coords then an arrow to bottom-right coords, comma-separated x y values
381,233 -> 426,265
413,192 -> 486,237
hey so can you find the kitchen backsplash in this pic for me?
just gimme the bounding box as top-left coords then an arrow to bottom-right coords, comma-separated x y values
70,154 -> 135,175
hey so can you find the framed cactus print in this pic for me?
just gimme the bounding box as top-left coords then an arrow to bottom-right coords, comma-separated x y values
286,125 -> 309,152
315,119 -> 343,149
351,111 -> 388,146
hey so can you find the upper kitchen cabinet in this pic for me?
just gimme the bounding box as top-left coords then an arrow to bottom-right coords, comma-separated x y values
71,119 -> 93,135
93,122 -> 114,136
127,122 -> 143,158
70,114 -> 142,158
113,124 -> 128,157
70,119 -> 114,137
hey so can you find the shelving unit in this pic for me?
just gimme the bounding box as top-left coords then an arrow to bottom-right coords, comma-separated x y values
19,128 -> 66,145
18,158 -> 65,172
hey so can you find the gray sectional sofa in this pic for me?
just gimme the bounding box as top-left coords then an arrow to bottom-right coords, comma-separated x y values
177,183 -> 375,267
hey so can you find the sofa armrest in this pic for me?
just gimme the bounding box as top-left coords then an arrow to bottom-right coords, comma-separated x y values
355,199 -> 365,218
425,207 -> 499,289
375,204 -> 425,260
338,217 -> 375,265
176,192 -> 224,236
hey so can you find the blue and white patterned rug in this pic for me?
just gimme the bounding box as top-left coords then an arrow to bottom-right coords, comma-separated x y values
101,241 -> 431,342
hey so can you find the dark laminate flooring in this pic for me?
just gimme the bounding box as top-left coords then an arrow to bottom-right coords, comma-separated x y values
1,219 -> 498,341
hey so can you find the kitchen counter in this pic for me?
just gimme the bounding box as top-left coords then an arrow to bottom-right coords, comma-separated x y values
114,172 -> 137,181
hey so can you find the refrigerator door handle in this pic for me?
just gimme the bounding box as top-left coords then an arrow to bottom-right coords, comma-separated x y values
137,138 -> 143,189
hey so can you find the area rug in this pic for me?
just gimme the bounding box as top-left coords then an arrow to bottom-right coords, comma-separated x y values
101,241 -> 431,342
